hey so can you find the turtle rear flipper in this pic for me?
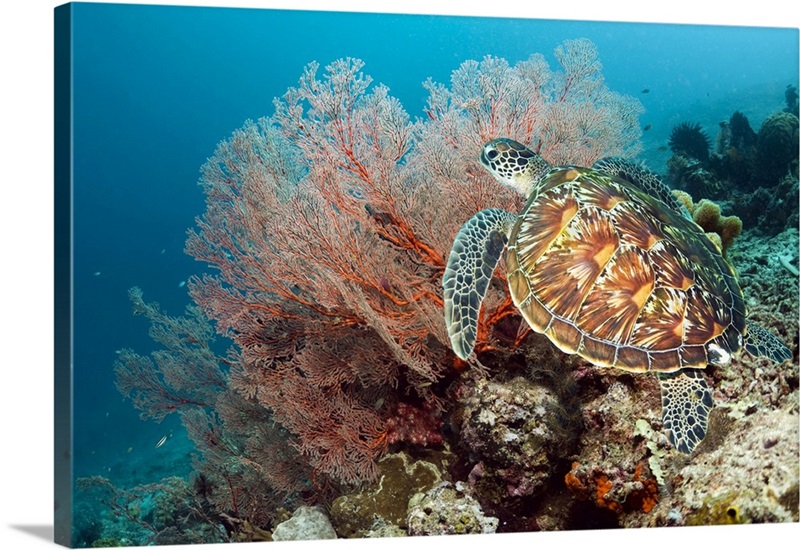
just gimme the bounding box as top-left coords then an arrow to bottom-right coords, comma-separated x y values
443,208 -> 516,360
658,369 -> 713,454
744,322 -> 793,363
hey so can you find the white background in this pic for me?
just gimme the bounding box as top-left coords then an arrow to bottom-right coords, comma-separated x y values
0,1 -> 798,549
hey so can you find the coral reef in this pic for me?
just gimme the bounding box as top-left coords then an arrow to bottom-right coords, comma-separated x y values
406,482 -> 499,535
90,538 -> 124,547
668,121 -> 710,161
559,365 -> 666,519
667,100 -> 799,238
756,111 -> 799,185
729,227 -> 799,360
628,405 -> 799,527
113,290 -> 315,525
75,476 -> 230,546
565,461 -> 659,514
728,110 -> 758,152
329,452 -> 447,537
714,121 -> 730,156
271,506 -> 337,541
226,519 -> 272,542
98,42 -> 799,545
671,191 -> 742,257
385,402 -> 444,447
454,375 -> 575,504
667,155 -> 724,199
785,84 -> 799,116
730,174 -> 799,237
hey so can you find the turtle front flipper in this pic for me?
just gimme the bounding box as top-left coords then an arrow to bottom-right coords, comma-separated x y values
443,208 -> 517,360
658,369 -> 713,454
744,322 -> 793,363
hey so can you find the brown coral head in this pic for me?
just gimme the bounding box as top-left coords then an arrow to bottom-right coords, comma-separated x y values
689,199 -> 742,257
729,111 -> 757,150
756,111 -> 799,185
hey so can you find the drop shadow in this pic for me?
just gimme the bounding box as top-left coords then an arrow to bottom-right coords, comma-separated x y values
9,524 -> 54,543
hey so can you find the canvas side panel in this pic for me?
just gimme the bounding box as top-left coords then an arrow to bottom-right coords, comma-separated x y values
54,3 -> 73,547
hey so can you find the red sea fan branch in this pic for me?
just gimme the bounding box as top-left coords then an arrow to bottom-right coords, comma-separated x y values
114,288 -> 226,421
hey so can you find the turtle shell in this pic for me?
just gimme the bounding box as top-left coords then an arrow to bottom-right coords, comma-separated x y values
505,166 -> 746,373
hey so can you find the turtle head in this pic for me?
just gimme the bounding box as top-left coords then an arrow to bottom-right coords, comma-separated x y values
480,138 -> 552,198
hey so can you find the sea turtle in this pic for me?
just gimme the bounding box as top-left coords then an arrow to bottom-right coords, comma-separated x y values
443,137 -> 792,453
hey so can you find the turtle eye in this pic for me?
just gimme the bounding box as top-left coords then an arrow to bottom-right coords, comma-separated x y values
486,149 -> 499,160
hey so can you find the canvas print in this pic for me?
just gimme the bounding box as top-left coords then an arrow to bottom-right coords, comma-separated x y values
54,2 -> 799,547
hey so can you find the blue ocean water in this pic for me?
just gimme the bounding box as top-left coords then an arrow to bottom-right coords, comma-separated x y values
69,0 -> 797,502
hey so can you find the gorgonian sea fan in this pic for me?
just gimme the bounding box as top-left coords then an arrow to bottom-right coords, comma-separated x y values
164,39 -> 641,486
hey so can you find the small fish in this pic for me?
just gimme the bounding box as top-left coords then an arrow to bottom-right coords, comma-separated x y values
94,271 -> 101,276
178,280 -> 186,288
155,435 -> 168,448
126,446 -> 133,454
641,88 -> 650,94
643,124 -> 651,131
658,146 -> 668,152
161,249 -> 166,254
